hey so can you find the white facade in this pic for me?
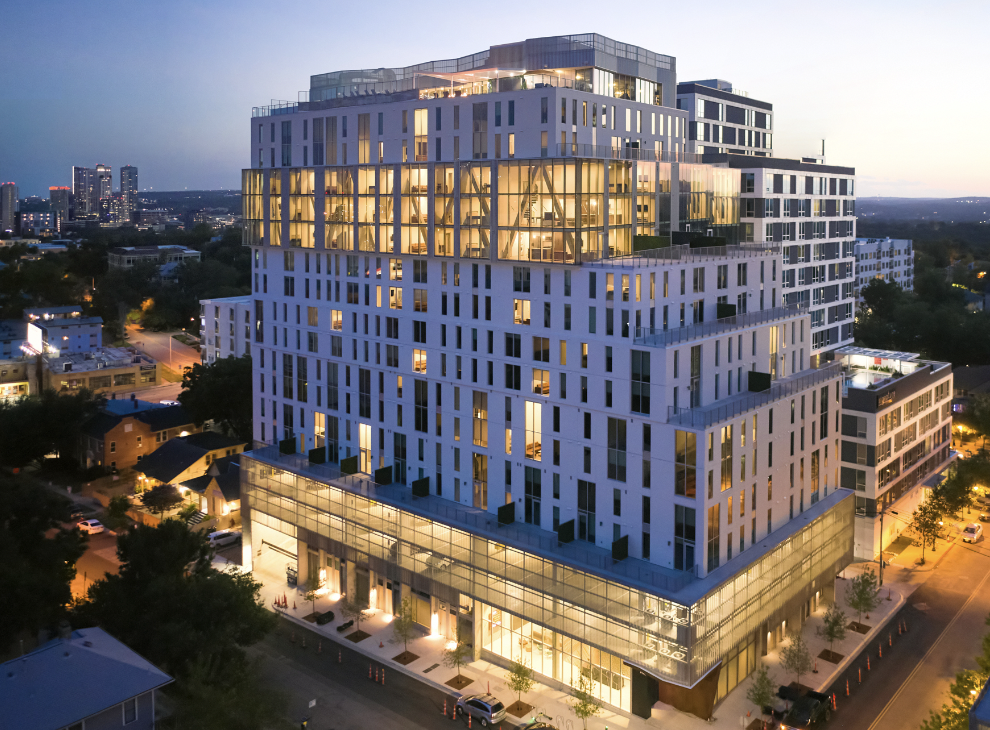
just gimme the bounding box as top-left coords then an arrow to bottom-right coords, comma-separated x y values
676,80 -> 773,157
853,238 -> 914,307
240,35 -> 856,719
200,295 -> 251,362
837,347 -> 953,560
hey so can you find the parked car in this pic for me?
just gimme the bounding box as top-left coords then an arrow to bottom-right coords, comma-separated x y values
455,695 -> 507,727
68,507 -> 86,521
207,529 -> 242,548
979,512 -> 989,523
77,519 -> 105,535
316,610 -> 336,625
160,400 -> 180,406
963,523 -> 984,543
767,686 -> 830,729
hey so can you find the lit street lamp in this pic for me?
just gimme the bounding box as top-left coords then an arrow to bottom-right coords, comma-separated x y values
879,508 -> 899,586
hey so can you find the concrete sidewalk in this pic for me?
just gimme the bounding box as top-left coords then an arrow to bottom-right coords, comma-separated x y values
231,556 -> 916,730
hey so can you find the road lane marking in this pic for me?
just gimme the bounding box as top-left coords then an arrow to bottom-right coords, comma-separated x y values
867,559 -> 990,730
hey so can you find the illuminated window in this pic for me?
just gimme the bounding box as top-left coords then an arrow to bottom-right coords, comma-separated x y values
413,350 -> 427,373
513,299 -> 530,325
525,401 -> 542,461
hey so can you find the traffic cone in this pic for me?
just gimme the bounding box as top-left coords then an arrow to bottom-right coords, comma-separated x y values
858,668 -> 862,684
889,633 -> 892,647
469,714 -> 472,729
867,656 -> 871,671
878,643 -> 882,659
369,664 -> 373,680
813,659 -> 818,674
293,601 -> 297,610
382,668 -> 385,685
898,621 -> 902,635
832,693 -> 837,710
904,619 -> 909,632
375,667 -> 379,683
380,641 -> 384,648
846,679 -> 850,696
283,593 -> 287,606
444,700 -> 447,716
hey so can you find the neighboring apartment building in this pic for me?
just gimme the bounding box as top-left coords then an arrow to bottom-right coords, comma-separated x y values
24,305 -> 103,357
43,346 -> 159,395
1,626 -> 172,730
837,347 -> 953,560
107,244 -> 201,269
72,165 -> 97,218
0,357 -> 36,403
240,35 -> 856,719
19,211 -> 57,237
853,237 -> 914,307
200,295 -> 252,362
0,318 -> 27,358
79,397 -> 201,470
677,80 -> 773,157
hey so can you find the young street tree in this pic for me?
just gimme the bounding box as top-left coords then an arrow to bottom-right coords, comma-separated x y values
140,484 -> 184,520
911,496 -> 947,564
442,639 -> 472,682
507,660 -> 536,708
302,574 -> 320,618
780,632 -> 813,688
816,603 -> 847,658
391,596 -> 417,653
846,568 -> 882,624
570,669 -> 603,730
339,594 -> 369,631
746,664 -> 776,729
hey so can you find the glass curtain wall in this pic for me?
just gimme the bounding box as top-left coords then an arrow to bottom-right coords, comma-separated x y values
608,162 -> 632,256
357,166 -> 377,252
324,168 -> 353,250
434,164 -> 456,257
380,167 -> 395,252
678,165 -> 740,243
289,169 -> 315,248
401,165 -> 429,255
460,163 -> 491,258
496,159 -> 603,264
269,170 -> 282,247
242,170 -> 264,246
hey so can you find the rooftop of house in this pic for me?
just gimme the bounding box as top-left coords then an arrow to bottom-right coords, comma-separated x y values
181,454 -> 242,501
0,627 -> 172,730
81,401 -> 196,438
135,432 -> 245,483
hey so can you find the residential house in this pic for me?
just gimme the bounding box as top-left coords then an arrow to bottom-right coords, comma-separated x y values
79,397 -> 201,470
134,431 -> 247,495
0,626 -> 172,730
180,454 -> 242,524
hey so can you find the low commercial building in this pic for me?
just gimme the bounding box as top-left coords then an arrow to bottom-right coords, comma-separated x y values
79,397 -> 201,471
836,347 -> 953,560
43,346 -> 159,395
107,244 -> 200,269
0,626 -> 172,730
0,356 -> 36,402
0,319 -> 27,358
24,305 -> 102,357
853,238 -> 914,307
199,295 -> 251,362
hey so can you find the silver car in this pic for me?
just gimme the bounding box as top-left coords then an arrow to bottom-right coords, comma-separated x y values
455,694 -> 506,727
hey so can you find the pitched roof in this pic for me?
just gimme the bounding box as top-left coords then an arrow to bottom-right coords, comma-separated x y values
133,439 -> 207,483
181,431 -> 244,451
179,454 -> 242,500
136,404 -> 195,431
80,411 -> 123,438
0,627 -> 172,730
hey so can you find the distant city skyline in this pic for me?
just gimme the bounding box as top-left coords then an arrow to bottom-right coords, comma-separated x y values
0,0 -> 986,198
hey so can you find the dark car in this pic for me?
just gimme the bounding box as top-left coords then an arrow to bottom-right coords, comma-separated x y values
316,610 -> 335,625
774,686 -> 830,729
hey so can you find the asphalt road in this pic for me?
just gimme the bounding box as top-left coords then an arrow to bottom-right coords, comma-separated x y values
125,324 -> 200,372
824,538 -> 990,729
70,529 -> 120,599
110,380 -> 183,404
251,617 -> 504,730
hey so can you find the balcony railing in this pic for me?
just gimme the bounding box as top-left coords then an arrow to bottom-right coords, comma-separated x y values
635,303 -> 808,348
586,242 -> 778,268
556,143 -> 700,164
667,362 -> 843,428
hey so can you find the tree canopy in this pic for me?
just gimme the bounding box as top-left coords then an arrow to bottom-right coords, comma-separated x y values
178,355 -> 253,443
0,388 -> 102,468
0,476 -> 87,652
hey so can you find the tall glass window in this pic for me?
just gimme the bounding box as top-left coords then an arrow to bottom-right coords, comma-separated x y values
324,168 -> 352,250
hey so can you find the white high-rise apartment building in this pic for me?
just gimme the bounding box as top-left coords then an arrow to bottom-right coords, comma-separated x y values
853,238 -> 914,307
677,80 -> 773,158
240,35 -> 855,720
200,295 -> 251,362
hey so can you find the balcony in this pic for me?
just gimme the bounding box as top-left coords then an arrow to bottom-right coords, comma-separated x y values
587,242 -> 778,268
667,362 -> 843,429
635,303 -> 808,348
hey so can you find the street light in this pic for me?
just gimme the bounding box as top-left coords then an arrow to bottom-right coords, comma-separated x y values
879,508 -> 899,586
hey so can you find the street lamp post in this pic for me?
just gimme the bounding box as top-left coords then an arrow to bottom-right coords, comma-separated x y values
878,508 -> 899,586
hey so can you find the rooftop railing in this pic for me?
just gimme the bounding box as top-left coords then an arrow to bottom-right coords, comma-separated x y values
635,303 -> 807,348
556,143 -> 699,163
667,362 -> 843,428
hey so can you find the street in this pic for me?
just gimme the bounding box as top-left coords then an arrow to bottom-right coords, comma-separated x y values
70,529 -> 120,599
825,537 -> 990,729
125,324 -> 200,372
251,617 -> 497,730
110,380 -> 183,404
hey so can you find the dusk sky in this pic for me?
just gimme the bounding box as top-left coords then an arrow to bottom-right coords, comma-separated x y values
2,0 -> 986,199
